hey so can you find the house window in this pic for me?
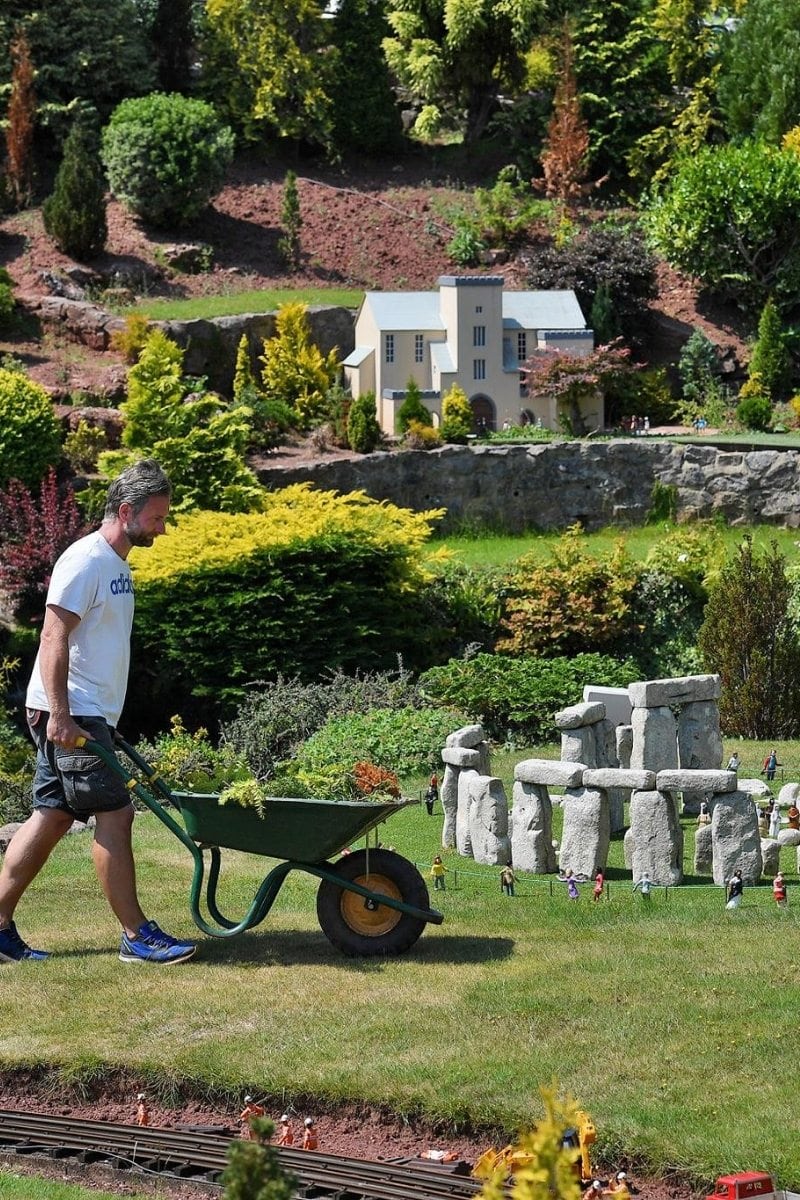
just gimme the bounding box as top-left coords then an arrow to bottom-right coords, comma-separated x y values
414,333 -> 424,363
473,325 -> 486,347
475,305 -> 482,313
473,359 -> 486,381
385,334 -> 395,363
517,332 -> 527,363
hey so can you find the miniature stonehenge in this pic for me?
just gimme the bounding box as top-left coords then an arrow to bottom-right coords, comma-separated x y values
439,672 -> 780,888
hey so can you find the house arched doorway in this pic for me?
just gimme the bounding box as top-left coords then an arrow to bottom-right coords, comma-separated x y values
470,394 -> 496,433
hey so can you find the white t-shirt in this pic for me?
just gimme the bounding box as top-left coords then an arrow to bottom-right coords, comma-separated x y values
26,531 -> 134,726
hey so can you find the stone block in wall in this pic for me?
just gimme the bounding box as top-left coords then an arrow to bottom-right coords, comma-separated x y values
559,787 -> 609,878
511,781 -> 558,874
630,789 -> 683,886
467,776 -> 511,866
711,791 -> 762,886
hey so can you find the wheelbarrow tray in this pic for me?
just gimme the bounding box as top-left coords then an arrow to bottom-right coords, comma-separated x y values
172,791 -> 412,863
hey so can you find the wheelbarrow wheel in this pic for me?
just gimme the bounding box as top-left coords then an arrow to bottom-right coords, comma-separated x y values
316,848 -> 429,957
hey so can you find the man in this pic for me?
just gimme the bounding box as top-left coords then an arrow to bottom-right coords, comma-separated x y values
239,1095 -> 265,1140
0,459 -> 195,965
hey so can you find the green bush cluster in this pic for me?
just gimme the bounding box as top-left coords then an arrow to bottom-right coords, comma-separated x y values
419,652 -> 639,743
125,488 -> 441,732
0,267 -> 15,325
0,369 -> 62,489
101,92 -> 235,227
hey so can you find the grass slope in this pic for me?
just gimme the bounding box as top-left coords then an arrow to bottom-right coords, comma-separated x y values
0,1171 -> 157,1200
3,747 -> 800,1186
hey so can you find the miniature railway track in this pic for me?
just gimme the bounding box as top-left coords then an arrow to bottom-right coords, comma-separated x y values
0,1108 -> 488,1200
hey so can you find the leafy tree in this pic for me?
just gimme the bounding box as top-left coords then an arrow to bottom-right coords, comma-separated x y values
329,0 -> 403,155
347,390 -> 382,453
202,0 -> 336,150
5,31 -> 36,209
219,1115 -> 295,1200
102,92 -> 234,227
524,220 -> 657,344
678,328 -> 719,406
572,0 -> 669,186
717,0 -> 800,144
698,536 -> 800,738
260,302 -> 339,430
277,169 -> 301,270
395,378 -> 431,434
440,383 -> 473,443
0,1 -> 154,133
42,112 -> 107,259
749,296 -> 791,401
382,0 -> 546,143
644,141 -> 800,312
524,340 -> 644,435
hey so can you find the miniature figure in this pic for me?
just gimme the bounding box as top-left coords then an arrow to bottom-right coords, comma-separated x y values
697,799 -> 711,826
135,1092 -> 149,1127
583,1181 -> 604,1200
606,1171 -> 631,1199
769,802 -> 782,840
562,870 -> 580,900
773,872 -> 788,910
788,803 -> 800,830
425,773 -> 439,816
593,869 -> 604,902
726,869 -> 744,910
302,1117 -> 318,1150
500,865 -> 515,896
632,873 -> 652,900
762,749 -> 780,781
276,1113 -> 294,1146
726,752 -> 740,772
240,1095 -> 265,1140
431,855 -> 448,891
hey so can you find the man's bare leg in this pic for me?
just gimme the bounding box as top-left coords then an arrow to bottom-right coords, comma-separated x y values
0,808 -> 73,928
92,805 -> 147,938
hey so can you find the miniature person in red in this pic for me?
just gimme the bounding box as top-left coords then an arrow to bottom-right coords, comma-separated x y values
302,1117 -> 318,1150
276,1114 -> 294,1146
239,1095 -> 265,1140
773,872 -> 788,910
593,869 -> 604,902
135,1092 -> 149,1126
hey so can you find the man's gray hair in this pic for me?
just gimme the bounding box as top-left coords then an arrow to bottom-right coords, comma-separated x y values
104,459 -> 172,519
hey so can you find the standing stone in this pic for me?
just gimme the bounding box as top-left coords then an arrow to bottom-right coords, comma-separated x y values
616,725 -> 633,769
677,699 -> 723,815
761,839 -> 780,877
630,789 -> 683,886
475,741 -> 492,776
511,781 -> 558,874
623,826 -> 635,869
694,823 -> 713,874
456,769 -> 478,857
559,787 -> 609,877
561,726 -> 596,766
441,764 -> 458,848
630,706 -> 678,771
711,791 -> 762,886
468,776 -> 511,866
595,719 -> 619,768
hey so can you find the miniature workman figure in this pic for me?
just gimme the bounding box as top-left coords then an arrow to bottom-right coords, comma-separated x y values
276,1114 -> 293,1146
632,873 -> 652,900
726,869 -> 744,910
773,872 -> 788,910
239,1095 -> 265,1140
606,1171 -> 631,1200
788,803 -> 800,830
583,1180 -> 603,1200
135,1092 -> 149,1127
431,855 -> 448,891
302,1117 -> 318,1150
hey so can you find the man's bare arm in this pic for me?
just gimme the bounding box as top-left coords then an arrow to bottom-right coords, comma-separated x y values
38,604 -> 91,747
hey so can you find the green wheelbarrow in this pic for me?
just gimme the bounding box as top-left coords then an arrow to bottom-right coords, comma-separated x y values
77,735 -> 443,957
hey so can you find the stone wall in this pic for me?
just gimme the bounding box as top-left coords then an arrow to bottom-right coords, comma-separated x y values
255,440 -> 800,533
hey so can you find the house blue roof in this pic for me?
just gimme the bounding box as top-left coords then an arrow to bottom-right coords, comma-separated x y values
430,341 -> 455,373
361,288 -> 586,333
341,345 -> 374,367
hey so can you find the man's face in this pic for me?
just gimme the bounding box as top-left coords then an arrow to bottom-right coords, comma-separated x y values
122,495 -> 170,548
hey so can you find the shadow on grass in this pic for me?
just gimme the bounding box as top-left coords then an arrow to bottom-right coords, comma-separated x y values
195,929 -> 515,970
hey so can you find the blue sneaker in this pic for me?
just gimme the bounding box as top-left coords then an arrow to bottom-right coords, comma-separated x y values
0,921 -> 49,963
119,921 -> 196,965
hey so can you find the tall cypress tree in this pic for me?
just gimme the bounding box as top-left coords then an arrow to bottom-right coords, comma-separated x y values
43,112 -> 107,258
329,0 -> 402,155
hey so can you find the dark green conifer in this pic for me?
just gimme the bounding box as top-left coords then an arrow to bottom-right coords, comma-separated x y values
43,113 -> 107,259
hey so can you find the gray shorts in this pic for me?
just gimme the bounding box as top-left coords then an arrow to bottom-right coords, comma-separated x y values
27,710 -> 131,821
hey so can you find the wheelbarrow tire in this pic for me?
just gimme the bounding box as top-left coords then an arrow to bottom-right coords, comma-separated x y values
316,848 -> 429,957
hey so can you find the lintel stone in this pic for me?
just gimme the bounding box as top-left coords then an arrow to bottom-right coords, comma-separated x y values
628,674 -> 721,708
441,746 -> 481,768
514,759 -> 586,787
554,702 -> 606,729
583,768 -> 656,790
656,768 -> 735,793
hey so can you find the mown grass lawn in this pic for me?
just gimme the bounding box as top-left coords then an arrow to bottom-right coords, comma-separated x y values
126,287 -> 362,321
3,742 -> 800,1188
0,1171 -> 158,1200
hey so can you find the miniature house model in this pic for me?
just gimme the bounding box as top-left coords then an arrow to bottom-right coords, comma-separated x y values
342,275 -> 595,435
